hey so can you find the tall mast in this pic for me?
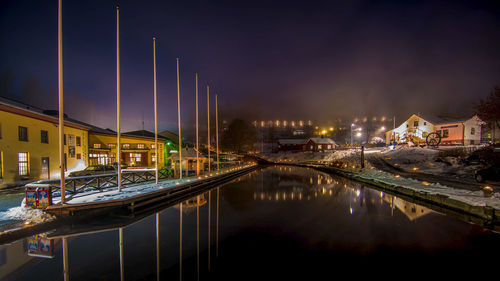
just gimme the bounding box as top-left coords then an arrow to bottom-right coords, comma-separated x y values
153,37 -> 158,184
58,0 -> 65,203
196,73 -> 200,176
216,94 -> 219,171
177,58 -> 182,179
207,85 -> 210,173
116,5 -> 122,191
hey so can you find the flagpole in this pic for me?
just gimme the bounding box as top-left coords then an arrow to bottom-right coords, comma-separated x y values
177,58 -> 182,179
58,0 -> 66,203
215,94 -> 219,171
207,85 -> 210,173
116,5 -> 122,191
153,37 -> 158,184
195,73 -> 200,176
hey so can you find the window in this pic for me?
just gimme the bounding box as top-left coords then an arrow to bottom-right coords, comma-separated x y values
76,136 -> 81,146
443,129 -> 449,138
317,145 -> 321,150
424,122 -> 427,126
470,140 -> 475,145
413,121 -> 418,127
93,143 -> 101,149
152,153 -> 156,163
471,128 -> 475,135
327,145 -> 332,149
64,134 -> 66,145
436,130 -> 442,137
137,144 -> 145,149
77,153 -> 81,159
18,126 -> 28,141
123,144 -> 130,149
41,130 -> 49,144
151,144 -> 156,149
18,152 -> 29,176
108,143 -> 116,149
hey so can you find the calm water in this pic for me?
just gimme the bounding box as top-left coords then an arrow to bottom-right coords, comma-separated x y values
1,166 -> 499,281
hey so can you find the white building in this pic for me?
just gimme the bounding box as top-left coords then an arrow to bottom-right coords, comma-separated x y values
385,114 -> 484,146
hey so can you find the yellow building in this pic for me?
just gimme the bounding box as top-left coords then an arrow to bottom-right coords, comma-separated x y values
0,98 -> 89,188
88,129 -> 166,168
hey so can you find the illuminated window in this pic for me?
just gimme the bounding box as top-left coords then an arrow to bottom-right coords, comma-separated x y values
108,143 -> 116,149
317,145 -> 321,150
18,152 -> 29,176
137,144 -> 145,149
152,153 -> 156,163
443,129 -> 449,138
41,130 -> 48,144
123,144 -> 130,149
327,145 -> 332,149
471,128 -> 475,135
93,143 -> 101,149
18,126 -> 28,142
151,144 -> 156,149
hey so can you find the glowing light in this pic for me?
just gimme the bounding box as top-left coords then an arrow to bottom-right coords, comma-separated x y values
356,132 -> 362,137
412,167 -> 419,171
422,181 -> 430,185
380,126 -> 385,130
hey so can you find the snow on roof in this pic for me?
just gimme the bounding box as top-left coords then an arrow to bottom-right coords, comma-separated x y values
278,139 -> 308,145
308,138 -> 337,145
170,147 -> 207,160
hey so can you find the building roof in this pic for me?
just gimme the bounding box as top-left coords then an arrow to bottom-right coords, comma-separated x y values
0,95 -> 91,131
123,130 -> 169,141
170,147 -> 207,161
416,113 -> 473,125
308,138 -> 337,145
278,139 -> 308,145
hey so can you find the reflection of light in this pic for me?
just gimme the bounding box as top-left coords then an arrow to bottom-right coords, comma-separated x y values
356,190 -> 360,197
350,207 -> 353,214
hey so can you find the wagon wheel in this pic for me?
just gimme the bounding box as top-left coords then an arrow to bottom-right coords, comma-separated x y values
426,132 -> 441,148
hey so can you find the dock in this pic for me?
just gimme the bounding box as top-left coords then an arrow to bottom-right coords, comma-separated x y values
41,165 -> 257,217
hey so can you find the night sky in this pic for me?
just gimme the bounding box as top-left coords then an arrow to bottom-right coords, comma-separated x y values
1,0 -> 500,131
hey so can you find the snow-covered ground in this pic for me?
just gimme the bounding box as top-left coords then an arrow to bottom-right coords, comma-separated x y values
352,168 -> 500,210
261,150 -> 359,164
379,147 -> 482,179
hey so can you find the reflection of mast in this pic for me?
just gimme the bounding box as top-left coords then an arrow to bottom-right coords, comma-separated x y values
179,202 -> 183,281
156,213 -> 160,281
119,228 -> 124,281
208,190 -> 211,271
197,196 -> 200,281
216,187 -> 219,257
62,237 -> 69,281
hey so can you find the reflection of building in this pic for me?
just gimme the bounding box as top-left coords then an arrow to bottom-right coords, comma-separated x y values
0,97 -> 89,187
385,114 -> 484,146
383,194 -> 432,221
88,128 -> 167,168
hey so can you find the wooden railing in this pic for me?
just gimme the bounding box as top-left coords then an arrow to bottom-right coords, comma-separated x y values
27,168 -> 174,196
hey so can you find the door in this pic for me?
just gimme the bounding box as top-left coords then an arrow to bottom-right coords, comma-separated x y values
41,157 -> 50,180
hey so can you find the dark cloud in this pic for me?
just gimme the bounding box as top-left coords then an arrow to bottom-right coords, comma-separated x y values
1,0 -> 499,130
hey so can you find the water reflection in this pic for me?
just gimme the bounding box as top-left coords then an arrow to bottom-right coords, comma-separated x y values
0,166 -> 499,280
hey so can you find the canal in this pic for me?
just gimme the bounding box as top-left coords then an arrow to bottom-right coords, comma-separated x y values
1,166 -> 499,280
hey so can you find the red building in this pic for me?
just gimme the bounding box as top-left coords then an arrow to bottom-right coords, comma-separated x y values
306,138 -> 338,151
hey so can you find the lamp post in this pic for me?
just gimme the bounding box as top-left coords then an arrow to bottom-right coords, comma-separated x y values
350,123 -> 355,146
